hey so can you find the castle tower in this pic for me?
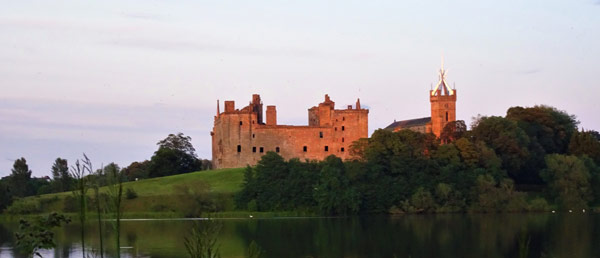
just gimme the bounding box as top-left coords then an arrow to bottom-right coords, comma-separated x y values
429,58 -> 457,138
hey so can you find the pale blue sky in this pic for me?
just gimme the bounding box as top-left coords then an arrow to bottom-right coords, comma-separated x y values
1,0 -> 599,177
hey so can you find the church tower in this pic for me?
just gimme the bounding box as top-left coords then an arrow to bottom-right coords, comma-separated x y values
429,58 -> 457,138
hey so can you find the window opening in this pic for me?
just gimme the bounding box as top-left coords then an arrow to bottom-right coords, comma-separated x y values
319,132 -> 323,138
239,121 -> 243,126
237,145 -> 241,152
303,146 -> 307,152
252,147 -> 256,153
260,147 -> 264,153
342,126 -> 345,131
276,147 -> 280,153
324,146 -> 329,152
341,147 -> 345,152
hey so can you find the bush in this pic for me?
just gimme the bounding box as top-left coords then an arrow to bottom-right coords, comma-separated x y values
528,197 -> 551,212
126,188 -> 138,200
5,199 -> 41,214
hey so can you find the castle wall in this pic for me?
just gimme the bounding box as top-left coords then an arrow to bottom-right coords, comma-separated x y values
212,95 -> 368,169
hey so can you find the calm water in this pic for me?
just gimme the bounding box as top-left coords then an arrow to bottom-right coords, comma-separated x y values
0,214 -> 599,258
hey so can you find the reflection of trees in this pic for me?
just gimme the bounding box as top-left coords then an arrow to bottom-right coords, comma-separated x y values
1,215 -> 600,257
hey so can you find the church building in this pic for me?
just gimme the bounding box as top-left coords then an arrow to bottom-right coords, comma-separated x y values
385,62 -> 457,137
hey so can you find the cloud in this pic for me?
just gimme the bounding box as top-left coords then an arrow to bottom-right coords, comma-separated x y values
104,37 -> 371,61
121,12 -> 165,21
516,69 -> 541,75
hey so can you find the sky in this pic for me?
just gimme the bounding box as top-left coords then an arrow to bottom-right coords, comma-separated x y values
1,0 -> 599,177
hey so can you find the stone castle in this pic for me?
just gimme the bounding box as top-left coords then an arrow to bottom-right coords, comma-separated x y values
211,63 -> 456,169
211,94 -> 369,169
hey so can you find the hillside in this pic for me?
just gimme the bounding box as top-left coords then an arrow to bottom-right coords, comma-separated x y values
5,168 -> 245,217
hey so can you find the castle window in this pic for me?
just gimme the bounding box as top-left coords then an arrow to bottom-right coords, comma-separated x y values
341,147 -> 345,152
342,137 -> 345,142
303,146 -> 307,152
343,117 -> 345,121
446,112 -> 449,121
237,145 -> 241,152
276,147 -> 280,153
239,121 -> 243,126
252,120 -> 255,124
324,146 -> 329,152
252,134 -> 255,138
342,126 -> 345,131
335,127 -> 337,131
253,147 -> 256,153
319,132 -> 323,138
260,147 -> 264,153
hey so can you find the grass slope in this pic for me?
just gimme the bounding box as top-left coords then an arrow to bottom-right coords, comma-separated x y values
8,168 -> 245,217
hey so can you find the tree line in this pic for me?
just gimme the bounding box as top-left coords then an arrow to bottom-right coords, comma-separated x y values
236,105 -> 600,214
0,132 -> 211,212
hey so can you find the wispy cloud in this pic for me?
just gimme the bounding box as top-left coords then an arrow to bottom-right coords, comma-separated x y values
104,37 -> 373,61
121,12 -> 165,21
516,69 -> 541,75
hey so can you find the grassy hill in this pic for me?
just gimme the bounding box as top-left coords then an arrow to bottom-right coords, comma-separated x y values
6,168 -> 246,217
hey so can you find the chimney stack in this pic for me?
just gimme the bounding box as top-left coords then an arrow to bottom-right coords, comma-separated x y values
266,106 -> 277,125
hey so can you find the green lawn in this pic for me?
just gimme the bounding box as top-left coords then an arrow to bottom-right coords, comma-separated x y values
7,168 -> 246,216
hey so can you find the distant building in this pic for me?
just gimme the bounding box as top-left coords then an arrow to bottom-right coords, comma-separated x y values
385,61 -> 457,137
211,94 -> 368,169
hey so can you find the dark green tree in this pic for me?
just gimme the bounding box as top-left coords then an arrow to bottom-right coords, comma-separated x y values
471,116 -> 531,183
313,155 -> 360,215
9,157 -> 33,197
122,160 -> 151,181
149,133 -> 201,178
541,154 -> 593,210
569,130 -> 600,164
440,120 -> 467,143
51,158 -> 72,192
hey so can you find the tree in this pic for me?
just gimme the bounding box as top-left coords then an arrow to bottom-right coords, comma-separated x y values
9,157 -> 33,197
471,116 -> 531,183
157,132 -> 197,157
541,154 -> 593,210
440,120 -> 467,143
122,160 -> 151,181
569,130 -> 600,164
149,133 -> 201,178
51,158 -> 72,192
313,155 -> 360,215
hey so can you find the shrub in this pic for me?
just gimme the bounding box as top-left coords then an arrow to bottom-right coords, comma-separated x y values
126,188 -> 138,200
528,198 -> 551,212
5,199 -> 41,215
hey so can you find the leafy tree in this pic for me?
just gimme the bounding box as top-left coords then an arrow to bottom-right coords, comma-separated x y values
0,179 -> 12,211
541,154 -> 593,210
149,133 -> 201,178
313,155 -> 360,215
410,187 -> 436,212
506,105 -> 578,154
51,158 -> 72,192
158,132 -> 197,157
471,116 -> 531,183
440,120 -> 467,143
122,160 -> 151,181
9,157 -> 33,197
569,130 -> 600,164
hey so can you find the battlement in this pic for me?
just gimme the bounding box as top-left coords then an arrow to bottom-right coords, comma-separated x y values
211,94 -> 368,168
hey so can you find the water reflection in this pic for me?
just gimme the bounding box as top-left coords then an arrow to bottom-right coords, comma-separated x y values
0,214 -> 598,258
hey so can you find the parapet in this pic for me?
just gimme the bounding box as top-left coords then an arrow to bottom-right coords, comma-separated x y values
224,101 -> 235,112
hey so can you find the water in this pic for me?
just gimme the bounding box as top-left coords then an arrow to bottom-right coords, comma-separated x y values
0,214 -> 599,258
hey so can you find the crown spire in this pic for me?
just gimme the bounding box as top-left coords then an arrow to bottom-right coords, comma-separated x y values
431,56 -> 454,96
